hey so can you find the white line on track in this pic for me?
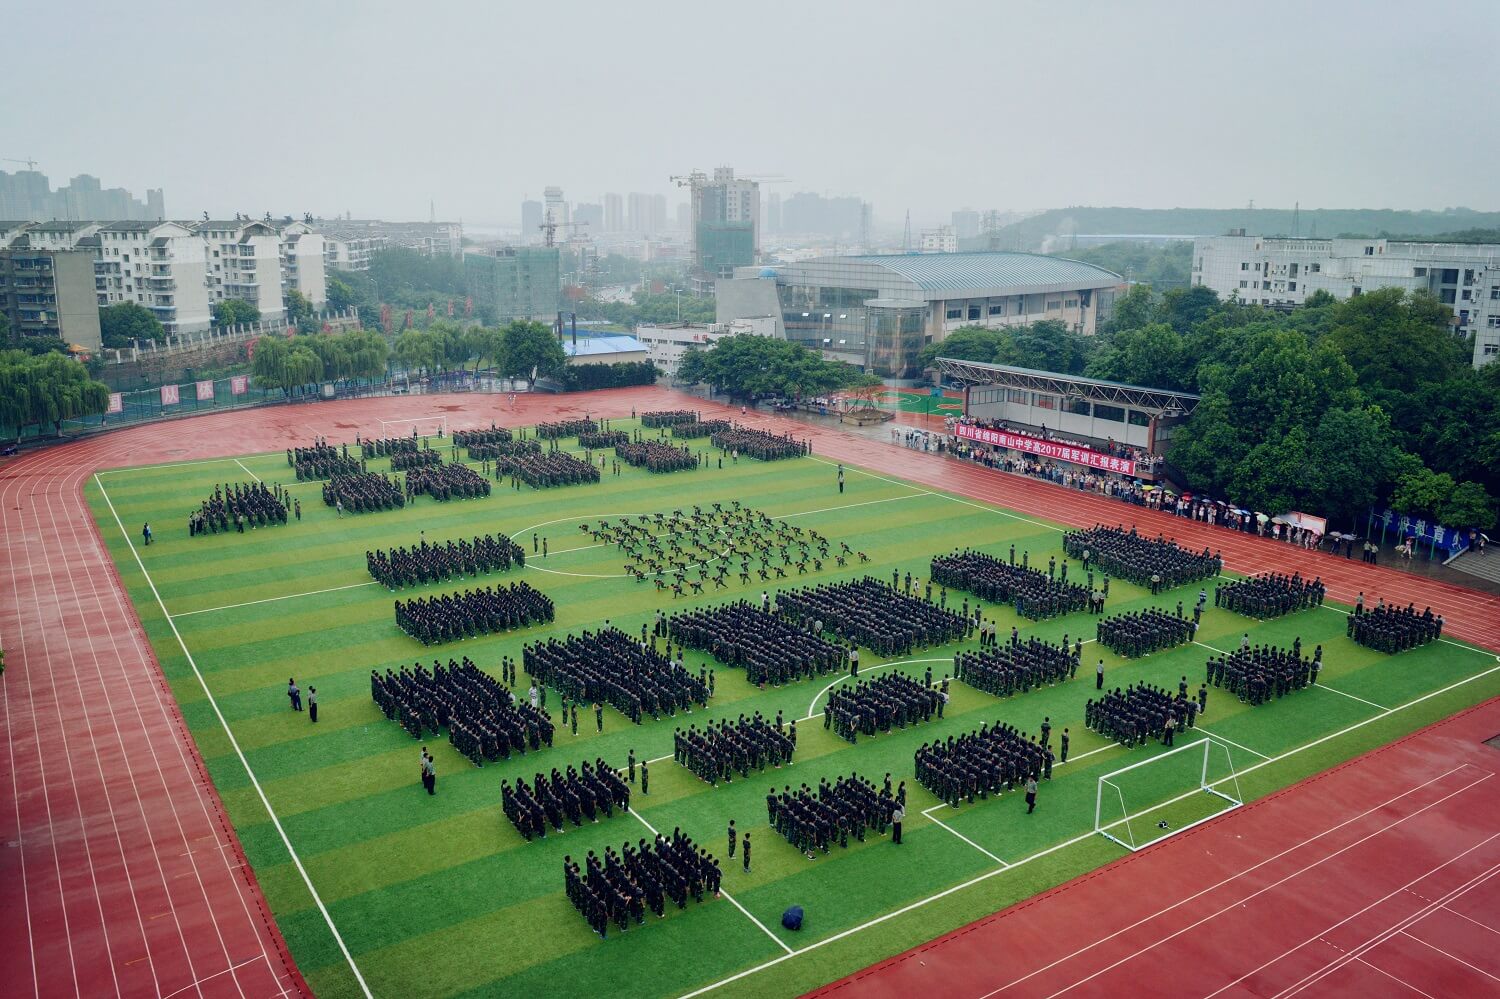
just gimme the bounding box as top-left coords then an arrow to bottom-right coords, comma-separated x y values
94,474 -> 375,999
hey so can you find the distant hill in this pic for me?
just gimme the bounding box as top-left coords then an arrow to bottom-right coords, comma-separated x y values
966,207 -> 1500,252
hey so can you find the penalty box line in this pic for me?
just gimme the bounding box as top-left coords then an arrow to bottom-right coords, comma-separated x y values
676,661 -> 1500,999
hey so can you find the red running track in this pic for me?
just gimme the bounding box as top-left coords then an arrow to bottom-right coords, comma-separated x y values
809,696 -> 1500,999
2,385 -> 1497,998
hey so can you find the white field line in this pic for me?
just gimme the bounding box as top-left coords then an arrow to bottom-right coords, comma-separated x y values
676,662 -> 1500,999
171,581 -> 377,619
625,807 -> 793,956
1193,725 -> 1272,761
94,474 -> 375,999
232,459 -> 262,484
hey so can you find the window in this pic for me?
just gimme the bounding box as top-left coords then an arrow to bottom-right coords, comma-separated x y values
1484,316 -> 1497,329
1462,289 -> 1472,301
1352,287 -> 1362,296
968,305 -> 980,321
1288,281 -> 1297,291
945,307 -> 962,320
1033,393 -> 1056,410
1239,280 -> 1248,288
1064,298 -> 1078,308
1440,288 -> 1456,304
1485,343 -> 1499,356
1289,263 -> 1299,277
1464,269 -> 1475,285
1093,404 -> 1125,423
1310,263 -> 1320,273
1262,281 -> 1271,290
1127,410 -> 1151,428
988,304 -> 1004,316
1046,299 -> 1061,311
1441,269 -> 1459,283
1067,397 -> 1090,416
1414,267 -> 1427,277
1240,262 -> 1249,270
1007,388 -> 1028,404
1364,246 -> 1374,255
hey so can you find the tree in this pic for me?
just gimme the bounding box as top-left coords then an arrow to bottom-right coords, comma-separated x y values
677,334 -> 866,400
0,349 -> 111,439
1086,322 -> 1192,391
367,248 -> 464,303
99,302 -> 164,348
1303,289 -> 1338,309
917,326 -> 1012,367
1156,285 -> 1221,333
467,327 -> 507,374
213,298 -> 260,328
1007,320 -> 1091,374
501,321 -> 567,381
1324,289 -> 1464,395
1302,406 -> 1398,526
326,277 -> 356,312
250,335 -> 322,394
1390,465 -> 1456,520
1441,480 -> 1497,531
284,289 -> 316,330
394,329 -> 439,375
1101,283 -> 1157,334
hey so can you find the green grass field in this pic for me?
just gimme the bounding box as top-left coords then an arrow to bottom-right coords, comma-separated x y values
84,425 -> 1500,999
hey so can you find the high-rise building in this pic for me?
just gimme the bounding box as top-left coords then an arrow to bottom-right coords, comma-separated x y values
1192,233 -> 1500,368
920,226 -> 958,254
521,200 -> 543,243
464,246 -> 561,321
627,193 -> 656,235
765,192 -> 782,234
0,169 -> 164,222
197,219 -> 290,321
94,220 -> 212,335
603,193 -> 624,232
573,202 -> 603,231
952,209 -> 981,240
543,186 -> 567,230
278,222 -> 328,308
675,202 -> 690,232
1,222 -> 105,350
780,193 -> 866,239
685,167 -> 759,290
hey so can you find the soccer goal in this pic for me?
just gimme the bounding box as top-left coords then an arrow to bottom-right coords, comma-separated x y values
377,416 -> 448,440
1094,737 -> 1245,852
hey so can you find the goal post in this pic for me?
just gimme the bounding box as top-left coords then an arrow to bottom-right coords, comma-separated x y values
376,416 -> 448,440
1094,737 -> 1245,852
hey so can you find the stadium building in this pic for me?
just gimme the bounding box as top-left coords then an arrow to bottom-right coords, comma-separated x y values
715,251 -> 1123,379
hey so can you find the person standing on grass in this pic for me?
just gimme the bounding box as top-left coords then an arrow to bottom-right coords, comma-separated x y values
891,802 -> 904,845
640,760 -> 649,796
594,701 -> 604,733
628,749 -> 637,784
308,686 -> 318,723
422,751 -> 436,795
1096,659 -> 1105,690
1060,728 -> 1070,763
742,832 -> 751,873
727,819 -> 737,858
287,677 -> 302,712
837,465 -> 845,494
142,522 -> 153,546
1025,776 -> 1039,814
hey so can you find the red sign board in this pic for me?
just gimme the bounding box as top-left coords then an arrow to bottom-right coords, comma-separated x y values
955,423 -> 1136,476
196,379 -> 214,401
160,384 -> 180,406
107,393 -> 123,414
230,375 -> 248,396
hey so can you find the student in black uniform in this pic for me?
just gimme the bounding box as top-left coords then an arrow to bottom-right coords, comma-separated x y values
727,819 -> 738,858
742,832 -> 751,873
640,760 -> 649,795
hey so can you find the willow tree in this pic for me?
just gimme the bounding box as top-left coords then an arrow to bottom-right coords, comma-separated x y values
0,349 -> 111,439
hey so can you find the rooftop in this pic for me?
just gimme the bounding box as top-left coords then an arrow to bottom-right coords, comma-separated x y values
563,335 -> 646,358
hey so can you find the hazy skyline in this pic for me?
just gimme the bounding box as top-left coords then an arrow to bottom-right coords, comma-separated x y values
4,0 -> 1496,225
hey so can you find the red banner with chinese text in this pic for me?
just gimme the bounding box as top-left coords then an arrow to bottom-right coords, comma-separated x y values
954,423 -> 1136,476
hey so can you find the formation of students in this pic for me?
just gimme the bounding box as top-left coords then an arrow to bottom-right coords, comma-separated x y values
370,657 -> 554,759
322,471 -> 404,512
929,549 -> 1090,620
640,409 -> 699,428
189,481 -> 288,536
522,627 -> 709,724
1208,642 -> 1320,704
954,637 -> 1079,697
825,670 -> 944,743
671,419 -> 731,439
394,581 -> 555,644
388,448 -> 442,471
1096,607 -> 1196,657
536,419 -> 599,439
495,450 -> 600,488
502,758 -> 629,838
404,462 -> 492,501
674,715 -> 795,785
586,503 -> 864,588
564,831 -> 721,938
777,577 -> 968,656
768,774 -> 901,857
578,430 -> 631,449
915,722 -> 1052,806
1062,525 -> 1222,591
667,601 -> 844,686
1349,602 -> 1443,652
465,439 -> 540,461
289,443 -> 361,480
615,440 -> 698,473
1086,682 -> 1199,747
360,435 -> 421,458
709,426 -> 809,461
1216,572 -> 1325,618
452,427 -> 514,448
366,533 -> 525,589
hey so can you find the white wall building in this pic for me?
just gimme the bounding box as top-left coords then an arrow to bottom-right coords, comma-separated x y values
322,230 -> 386,272
95,221 -> 212,334
633,317 -> 777,380
279,222 -> 328,308
1193,233 -> 1500,367
920,226 -> 958,254
195,219 -> 286,321
604,193 -> 624,233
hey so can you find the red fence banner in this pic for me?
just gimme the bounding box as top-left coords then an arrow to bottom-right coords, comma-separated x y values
196,379 -> 214,401
955,423 -> 1137,476
160,384 -> 180,406
230,375 -> 248,396
107,393 -> 123,414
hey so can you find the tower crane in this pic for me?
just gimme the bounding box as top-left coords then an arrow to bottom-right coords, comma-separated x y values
538,211 -> 588,248
2,156 -> 39,170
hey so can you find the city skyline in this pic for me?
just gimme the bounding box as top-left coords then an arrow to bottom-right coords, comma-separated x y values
3,1 -> 1495,226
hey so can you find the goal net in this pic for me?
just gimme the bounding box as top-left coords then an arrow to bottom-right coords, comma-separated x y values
1094,737 -> 1244,852
377,416 -> 448,440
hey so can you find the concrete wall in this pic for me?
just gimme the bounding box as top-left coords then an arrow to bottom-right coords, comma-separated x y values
713,277 -> 785,337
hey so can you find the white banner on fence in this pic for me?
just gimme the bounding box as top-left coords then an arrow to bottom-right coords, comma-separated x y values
160,384 -> 180,406
196,379 -> 214,401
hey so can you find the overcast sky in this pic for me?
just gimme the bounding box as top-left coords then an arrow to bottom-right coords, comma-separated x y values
4,0 -> 1495,226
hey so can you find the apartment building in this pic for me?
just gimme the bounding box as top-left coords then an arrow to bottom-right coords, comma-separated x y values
96,220 -> 211,334
279,222 -> 328,307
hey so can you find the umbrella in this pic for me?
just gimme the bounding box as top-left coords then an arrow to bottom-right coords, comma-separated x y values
1256,513 -> 1269,524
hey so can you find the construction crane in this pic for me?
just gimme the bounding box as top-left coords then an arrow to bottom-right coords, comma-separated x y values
2,156 -> 39,171
538,211 -> 588,248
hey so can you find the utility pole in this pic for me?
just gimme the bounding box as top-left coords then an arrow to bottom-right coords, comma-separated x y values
902,210 -> 911,252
